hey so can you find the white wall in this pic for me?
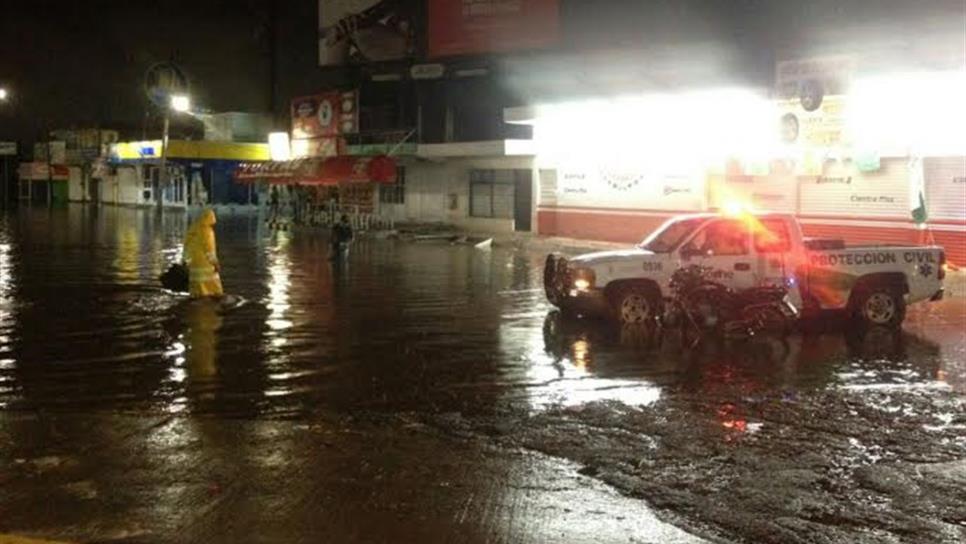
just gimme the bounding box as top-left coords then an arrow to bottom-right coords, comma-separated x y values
101,166 -> 142,206
67,167 -> 84,202
391,156 -> 534,233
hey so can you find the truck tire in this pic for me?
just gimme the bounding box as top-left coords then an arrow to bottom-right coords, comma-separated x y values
609,284 -> 662,324
853,286 -> 906,328
543,254 -> 567,306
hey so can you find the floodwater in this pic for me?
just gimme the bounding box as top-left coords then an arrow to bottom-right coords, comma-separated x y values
1,205 -> 964,543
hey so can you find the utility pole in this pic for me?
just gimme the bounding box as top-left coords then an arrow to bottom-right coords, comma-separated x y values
158,111 -> 169,211
144,61 -> 189,213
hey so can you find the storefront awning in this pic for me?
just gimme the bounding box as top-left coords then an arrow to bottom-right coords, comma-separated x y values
233,155 -> 396,185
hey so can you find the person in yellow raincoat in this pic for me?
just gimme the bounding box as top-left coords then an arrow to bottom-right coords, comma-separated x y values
184,209 -> 223,298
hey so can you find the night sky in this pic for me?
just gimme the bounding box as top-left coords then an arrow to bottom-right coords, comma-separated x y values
1,1 -> 963,145
0,0 -> 277,142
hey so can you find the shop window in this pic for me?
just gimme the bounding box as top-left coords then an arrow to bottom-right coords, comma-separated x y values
379,166 -> 406,204
469,169 -> 514,219
754,218 -> 792,253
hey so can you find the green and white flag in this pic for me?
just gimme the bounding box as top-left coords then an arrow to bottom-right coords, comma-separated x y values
908,156 -> 928,225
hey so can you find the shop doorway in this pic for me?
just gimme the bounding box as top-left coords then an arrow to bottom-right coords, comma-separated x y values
514,170 -> 532,232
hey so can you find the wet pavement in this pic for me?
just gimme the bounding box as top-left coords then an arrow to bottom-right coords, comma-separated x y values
0,205 -> 964,543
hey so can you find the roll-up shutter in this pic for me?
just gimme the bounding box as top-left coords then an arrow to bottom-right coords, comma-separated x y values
799,158 -> 910,218
923,156 -> 966,222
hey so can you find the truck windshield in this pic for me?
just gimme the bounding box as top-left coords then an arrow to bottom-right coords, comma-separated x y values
640,217 -> 707,253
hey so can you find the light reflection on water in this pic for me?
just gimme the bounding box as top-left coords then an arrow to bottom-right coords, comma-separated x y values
0,205 -> 962,420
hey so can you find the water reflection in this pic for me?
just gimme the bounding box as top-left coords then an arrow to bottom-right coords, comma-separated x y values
182,300 -> 224,413
540,311 -> 945,397
264,232 -> 293,336
0,205 -> 961,421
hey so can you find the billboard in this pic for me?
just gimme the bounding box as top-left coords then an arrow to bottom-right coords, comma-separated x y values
291,91 -> 359,139
777,95 -> 847,149
318,0 -> 416,67
776,56 -> 855,107
428,0 -> 560,58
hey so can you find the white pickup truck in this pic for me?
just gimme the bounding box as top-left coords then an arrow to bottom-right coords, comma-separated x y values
544,212 -> 946,327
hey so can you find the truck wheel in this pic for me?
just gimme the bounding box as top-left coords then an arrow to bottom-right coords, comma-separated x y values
854,287 -> 906,328
543,254 -> 567,306
610,285 -> 662,324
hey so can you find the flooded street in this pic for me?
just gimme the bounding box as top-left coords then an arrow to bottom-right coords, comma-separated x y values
1,206 -> 964,543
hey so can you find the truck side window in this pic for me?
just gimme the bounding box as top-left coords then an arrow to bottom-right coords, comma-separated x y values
754,219 -> 792,253
686,220 -> 748,256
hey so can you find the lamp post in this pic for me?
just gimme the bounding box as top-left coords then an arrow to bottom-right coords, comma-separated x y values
157,93 -> 190,211
0,88 -> 9,208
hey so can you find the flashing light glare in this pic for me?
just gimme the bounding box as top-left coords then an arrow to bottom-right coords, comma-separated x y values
574,278 -> 591,291
170,94 -> 191,113
722,201 -> 753,217
533,89 -> 775,171
0,88 -> 7,101
268,132 -> 291,161
849,70 -> 966,156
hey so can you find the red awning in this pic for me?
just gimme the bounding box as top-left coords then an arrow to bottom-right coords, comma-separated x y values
234,156 -> 396,185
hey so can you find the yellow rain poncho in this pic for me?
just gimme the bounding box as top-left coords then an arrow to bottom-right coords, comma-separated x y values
184,209 -> 223,298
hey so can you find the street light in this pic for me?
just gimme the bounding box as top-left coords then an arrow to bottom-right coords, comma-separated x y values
0,88 -> 8,101
170,94 -> 190,113
157,93 -> 191,210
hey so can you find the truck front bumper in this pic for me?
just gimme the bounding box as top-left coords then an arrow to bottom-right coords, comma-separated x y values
558,289 -> 610,317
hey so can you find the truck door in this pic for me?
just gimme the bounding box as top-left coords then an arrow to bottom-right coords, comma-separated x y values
752,218 -> 803,307
679,218 -> 756,290
751,218 -> 793,286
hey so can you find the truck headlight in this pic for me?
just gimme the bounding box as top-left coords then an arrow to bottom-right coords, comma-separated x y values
571,268 -> 596,291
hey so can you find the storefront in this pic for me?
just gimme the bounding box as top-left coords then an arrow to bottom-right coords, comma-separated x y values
508,69 -> 966,264
106,140 -> 270,208
16,162 -> 76,206
399,141 -> 536,233
234,155 -> 397,223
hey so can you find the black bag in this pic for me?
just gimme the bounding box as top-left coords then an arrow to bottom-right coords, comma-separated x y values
160,263 -> 189,293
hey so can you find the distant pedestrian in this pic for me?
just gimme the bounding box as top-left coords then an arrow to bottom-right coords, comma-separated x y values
291,186 -> 301,224
331,214 -> 353,260
268,186 -> 280,224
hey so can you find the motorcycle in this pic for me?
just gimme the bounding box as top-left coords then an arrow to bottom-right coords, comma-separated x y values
664,265 -> 798,339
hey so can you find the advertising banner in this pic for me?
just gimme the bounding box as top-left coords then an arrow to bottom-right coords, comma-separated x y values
554,164 -> 705,212
318,0 -> 416,67
428,0 -> 560,58
777,95 -> 846,150
291,91 -> 359,139
290,137 -> 342,159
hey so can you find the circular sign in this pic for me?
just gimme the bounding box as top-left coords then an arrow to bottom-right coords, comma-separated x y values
799,79 -> 824,112
144,62 -> 189,109
318,99 -> 334,127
